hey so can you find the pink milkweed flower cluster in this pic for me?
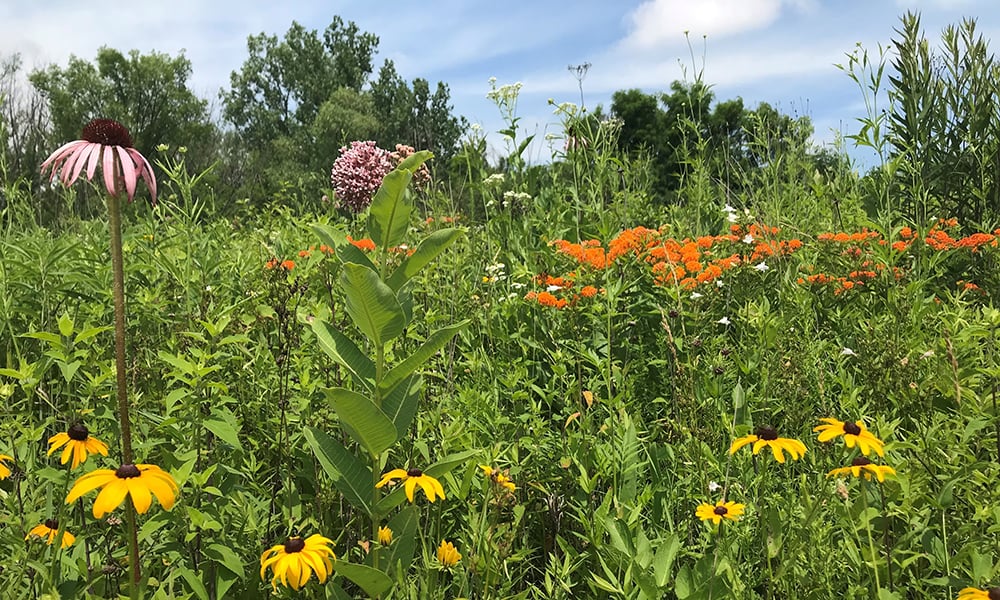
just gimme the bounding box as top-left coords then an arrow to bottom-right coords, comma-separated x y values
331,140 -> 394,212
41,118 -> 157,204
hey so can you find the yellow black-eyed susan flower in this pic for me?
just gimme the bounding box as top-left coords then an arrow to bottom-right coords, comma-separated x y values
47,423 -> 109,469
260,534 -> 336,590
378,526 -> 393,545
814,418 -> 885,456
827,456 -> 895,482
729,426 -> 807,463
695,500 -> 745,525
26,519 -> 75,548
957,587 -> 1000,600
376,468 -> 445,503
437,539 -> 461,568
65,463 -> 179,518
0,454 -> 13,479
480,465 -> 516,492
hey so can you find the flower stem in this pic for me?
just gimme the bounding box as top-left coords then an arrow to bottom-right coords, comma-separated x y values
860,479 -> 881,591
107,194 -> 140,587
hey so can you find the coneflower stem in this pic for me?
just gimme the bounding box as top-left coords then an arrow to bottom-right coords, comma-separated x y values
107,193 -> 140,588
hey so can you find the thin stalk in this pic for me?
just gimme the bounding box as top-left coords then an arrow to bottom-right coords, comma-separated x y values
860,479 -> 881,591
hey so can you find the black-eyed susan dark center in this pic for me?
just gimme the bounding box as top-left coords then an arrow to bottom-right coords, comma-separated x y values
284,537 -> 305,553
851,456 -> 872,467
115,463 -> 141,479
68,423 -> 89,441
843,421 -> 861,436
988,588 -> 1000,600
756,426 -> 778,441
407,468 -> 423,477
44,518 -> 58,529
713,505 -> 728,516
81,119 -> 133,148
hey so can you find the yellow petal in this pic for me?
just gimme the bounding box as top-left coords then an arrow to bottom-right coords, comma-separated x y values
404,477 -> 418,502
92,479 -> 129,518
47,433 -> 69,456
376,469 -> 408,488
66,470 -> 117,504
127,477 -> 153,513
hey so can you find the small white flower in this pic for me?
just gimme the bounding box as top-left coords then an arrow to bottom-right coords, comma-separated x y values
511,282 -> 526,290
708,481 -> 722,493
547,285 -> 562,292
920,350 -> 935,359
743,234 -> 754,244
717,316 -> 731,326
724,204 -> 737,213
690,292 -> 703,299
727,212 -> 739,223
398,244 -> 408,250
716,280 -> 724,288
754,262 -> 769,272
841,347 -> 857,356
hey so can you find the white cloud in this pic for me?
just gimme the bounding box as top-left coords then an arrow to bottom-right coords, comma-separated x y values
624,0 -> 785,48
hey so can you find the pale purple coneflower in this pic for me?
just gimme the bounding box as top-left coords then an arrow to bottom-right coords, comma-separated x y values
40,118 -> 157,204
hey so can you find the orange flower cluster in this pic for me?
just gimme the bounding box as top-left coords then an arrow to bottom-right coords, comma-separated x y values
797,266 -> 883,295
524,273 -> 604,309
425,216 -> 460,224
265,258 -> 295,271
347,236 -> 377,252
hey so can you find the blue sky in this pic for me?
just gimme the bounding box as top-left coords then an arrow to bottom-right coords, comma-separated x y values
1,0 -> 997,166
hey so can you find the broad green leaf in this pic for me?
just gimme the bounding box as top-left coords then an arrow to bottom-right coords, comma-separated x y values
385,506 -> 420,576
396,282 -> 413,327
387,228 -> 464,291
395,149 -> 433,172
311,319 -> 375,391
340,263 -> 404,346
382,375 -> 422,437
22,331 -> 62,345
204,410 -> 243,451
367,169 -> 414,250
653,533 -> 681,587
380,321 -> 469,397
57,313 -> 74,337
333,562 -> 392,597
324,387 -> 398,454
303,427 -> 373,516
178,567 -> 210,600
74,325 -> 111,343
204,543 -> 245,579
56,360 -> 81,384
311,223 -> 377,270
158,350 -> 197,377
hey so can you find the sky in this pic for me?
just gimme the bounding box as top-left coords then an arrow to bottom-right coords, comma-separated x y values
1,0 -> 997,166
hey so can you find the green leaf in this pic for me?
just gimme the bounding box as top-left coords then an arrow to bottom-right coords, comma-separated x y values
367,169 -> 414,250
333,562 -> 392,597
57,313 -> 74,337
385,506 -> 420,576
382,375 -> 422,437
395,149 -> 433,172
204,543 -> 246,579
311,319 -> 374,391
652,533 -> 680,587
380,321 -> 469,398
178,566 -> 210,600
303,427 -> 373,516
204,410 -> 243,451
396,282 -> 413,328
324,387 -> 398,454
311,223 -> 377,270
340,263 -> 404,346
386,228 -> 464,291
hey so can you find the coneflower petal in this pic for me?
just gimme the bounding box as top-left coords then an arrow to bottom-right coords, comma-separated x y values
116,146 -> 137,202
102,146 -> 116,197
85,143 -> 101,180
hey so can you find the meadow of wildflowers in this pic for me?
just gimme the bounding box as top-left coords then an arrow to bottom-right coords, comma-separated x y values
3,22 -> 1000,600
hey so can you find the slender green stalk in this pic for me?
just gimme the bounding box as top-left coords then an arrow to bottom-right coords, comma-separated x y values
860,479 -> 881,591
106,194 -> 140,589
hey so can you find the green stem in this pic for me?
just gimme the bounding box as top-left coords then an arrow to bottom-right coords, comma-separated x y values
860,479 -> 881,591
107,194 -> 140,588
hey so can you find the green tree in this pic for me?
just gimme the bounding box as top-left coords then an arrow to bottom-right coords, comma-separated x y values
30,47 -> 212,162
222,17 -> 379,148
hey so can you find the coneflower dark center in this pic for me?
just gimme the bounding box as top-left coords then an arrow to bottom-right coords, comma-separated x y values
407,468 -> 423,477
67,423 -> 89,441
115,463 -> 141,479
44,518 -> 58,529
843,421 -> 862,436
851,456 -> 872,467
81,119 -> 133,148
284,537 -> 305,553
713,505 -> 729,516
756,426 -> 779,441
